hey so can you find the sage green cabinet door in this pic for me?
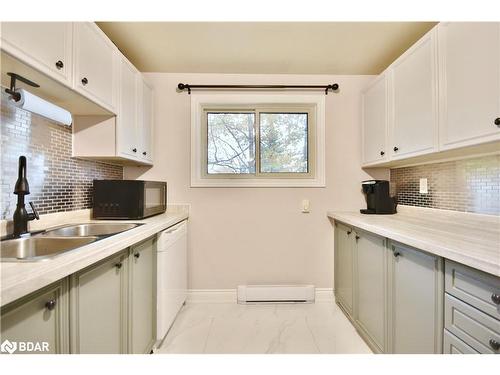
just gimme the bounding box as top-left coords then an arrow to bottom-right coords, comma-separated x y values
354,230 -> 387,352
1,280 -> 69,354
334,222 -> 354,316
388,242 -> 444,353
443,330 -> 479,354
70,251 -> 128,354
129,237 -> 156,354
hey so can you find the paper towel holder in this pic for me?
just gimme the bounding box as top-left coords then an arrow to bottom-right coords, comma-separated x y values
5,72 -> 40,102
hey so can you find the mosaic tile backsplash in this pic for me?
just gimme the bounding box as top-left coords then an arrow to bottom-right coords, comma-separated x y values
390,155 -> 500,215
0,97 -> 123,220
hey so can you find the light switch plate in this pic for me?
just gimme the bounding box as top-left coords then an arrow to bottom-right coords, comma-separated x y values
301,199 -> 310,213
419,178 -> 428,194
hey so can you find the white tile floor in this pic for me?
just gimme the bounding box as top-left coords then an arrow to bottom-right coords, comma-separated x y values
157,301 -> 372,354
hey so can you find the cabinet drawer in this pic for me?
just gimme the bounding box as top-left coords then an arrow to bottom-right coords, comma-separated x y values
445,293 -> 500,354
445,260 -> 500,319
443,330 -> 479,354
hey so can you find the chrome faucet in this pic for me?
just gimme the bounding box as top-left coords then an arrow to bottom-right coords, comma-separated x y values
12,156 -> 39,237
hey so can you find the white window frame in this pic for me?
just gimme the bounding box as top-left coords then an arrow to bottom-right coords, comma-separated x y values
191,93 -> 326,187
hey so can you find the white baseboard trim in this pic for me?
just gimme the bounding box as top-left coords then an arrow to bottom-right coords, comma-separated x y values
187,289 -> 237,303
315,288 -> 335,302
187,288 -> 334,303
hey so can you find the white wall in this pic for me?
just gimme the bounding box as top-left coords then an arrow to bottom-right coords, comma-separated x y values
124,73 -> 389,289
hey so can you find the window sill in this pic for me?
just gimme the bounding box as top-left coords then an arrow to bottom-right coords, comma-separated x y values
190,177 -> 326,188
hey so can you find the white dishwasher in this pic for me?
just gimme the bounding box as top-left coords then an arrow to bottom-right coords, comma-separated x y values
157,220 -> 188,341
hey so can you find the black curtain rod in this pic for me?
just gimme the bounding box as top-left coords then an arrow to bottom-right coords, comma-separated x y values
177,83 -> 339,95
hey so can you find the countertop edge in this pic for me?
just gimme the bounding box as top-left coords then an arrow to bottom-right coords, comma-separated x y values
327,211 -> 500,277
1,213 -> 188,307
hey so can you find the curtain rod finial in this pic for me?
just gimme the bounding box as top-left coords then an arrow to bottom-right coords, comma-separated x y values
177,83 -> 191,94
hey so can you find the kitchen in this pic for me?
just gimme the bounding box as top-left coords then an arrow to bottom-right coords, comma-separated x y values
0,2 -> 499,373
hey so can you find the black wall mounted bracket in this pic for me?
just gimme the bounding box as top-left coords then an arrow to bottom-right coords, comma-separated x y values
5,72 -> 40,102
177,83 -> 339,95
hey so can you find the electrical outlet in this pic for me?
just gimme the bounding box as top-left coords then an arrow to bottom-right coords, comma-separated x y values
419,178 -> 428,194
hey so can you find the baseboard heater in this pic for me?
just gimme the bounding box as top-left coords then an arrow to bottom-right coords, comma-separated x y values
237,284 -> 315,304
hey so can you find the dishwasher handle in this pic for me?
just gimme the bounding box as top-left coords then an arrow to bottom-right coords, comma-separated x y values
158,221 -> 187,246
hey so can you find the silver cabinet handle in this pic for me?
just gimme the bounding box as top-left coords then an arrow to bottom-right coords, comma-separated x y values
134,252 -> 140,259
114,262 -> 123,270
489,339 -> 500,351
491,293 -> 500,305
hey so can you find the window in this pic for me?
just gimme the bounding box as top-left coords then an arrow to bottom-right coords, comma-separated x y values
207,112 -> 256,174
191,94 -> 325,187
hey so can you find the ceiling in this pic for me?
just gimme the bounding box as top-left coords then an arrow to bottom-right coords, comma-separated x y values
97,22 -> 437,75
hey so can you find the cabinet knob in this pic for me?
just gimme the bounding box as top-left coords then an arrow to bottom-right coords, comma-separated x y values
491,293 -> 500,305
45,299 -> 57,311
132,148 -> 137,153
393,251 -> 401,258
114,262 -> 123,269
134,252 -> 140,259
393,146 -> 399,152
346,230 -> 352,235
380,151 -> 385,156
142,151 -> 147,156
55,60 -> 64,70
355,235 -> 360,241
489,339 -> 500,351
495,118 -> 500,126
81,77 -> 88,85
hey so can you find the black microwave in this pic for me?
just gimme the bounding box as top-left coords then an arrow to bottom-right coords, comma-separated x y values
92,180 -> 167,219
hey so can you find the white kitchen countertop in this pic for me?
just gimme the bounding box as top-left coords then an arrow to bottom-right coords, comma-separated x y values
1,208 -> 188,307
327,206 -> 500,277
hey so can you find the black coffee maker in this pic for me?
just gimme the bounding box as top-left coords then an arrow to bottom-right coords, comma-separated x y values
360,180 -> 397,214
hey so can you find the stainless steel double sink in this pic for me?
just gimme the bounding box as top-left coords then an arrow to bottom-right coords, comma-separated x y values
1,223 -> 141,262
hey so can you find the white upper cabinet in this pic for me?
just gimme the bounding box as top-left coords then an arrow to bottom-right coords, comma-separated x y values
115,58 -> 153,164
117,56 -> 139,159
139,79 -> 154,163
0,22 -> 73,86
73,23 -> 118,112
389,28 -> 439,160
362,74 -> 388,165
438,22 -> 500,150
